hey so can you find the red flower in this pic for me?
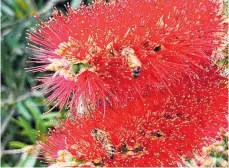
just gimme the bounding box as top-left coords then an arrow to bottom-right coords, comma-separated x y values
38,65 -> 228,167
28,0 -> 226,113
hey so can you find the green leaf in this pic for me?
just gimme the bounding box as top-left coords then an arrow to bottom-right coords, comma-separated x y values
40,112 -> 58,120
60,110 -> 67,119
9,141 -> 27,149
35,119 -> 46,133
17,71 -> 27,92
17,102 -> 31,120
1,1 -> 15,17
18,117 -> 31,128
11,117 -> 21,126
43,121 -> 54,128
11,117 -> 36,143
15,153 -> 38,167
25,98 -> 41,120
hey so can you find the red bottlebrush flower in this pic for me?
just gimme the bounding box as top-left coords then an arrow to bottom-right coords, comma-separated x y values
28,0 -> 226,112
38,65 -> 228,167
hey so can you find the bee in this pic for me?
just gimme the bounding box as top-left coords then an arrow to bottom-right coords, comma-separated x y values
153,44 -> 161,52
91,129 -> 115,159
92,158 -> 104,167
132,67 -> 141,78
151,130 -> 164,138
142,40 -> 162,52
106,43 -> 142,78
121,47 -> 142,78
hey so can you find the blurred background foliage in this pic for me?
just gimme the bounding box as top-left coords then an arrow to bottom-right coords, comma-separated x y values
0,0 -> 94,167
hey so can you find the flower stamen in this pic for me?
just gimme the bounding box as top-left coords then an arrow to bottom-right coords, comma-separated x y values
45,58 -> 96,81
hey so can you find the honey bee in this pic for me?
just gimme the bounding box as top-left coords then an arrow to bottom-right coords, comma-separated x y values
151,130 -> 164,139
92,158 -> 104,167
153,44 -> 161,52
132,67 -> 141,78
106,42 -> 142,78
121,47 -> 142,78
91,129 -> 115,159
142,40 -> 162,53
